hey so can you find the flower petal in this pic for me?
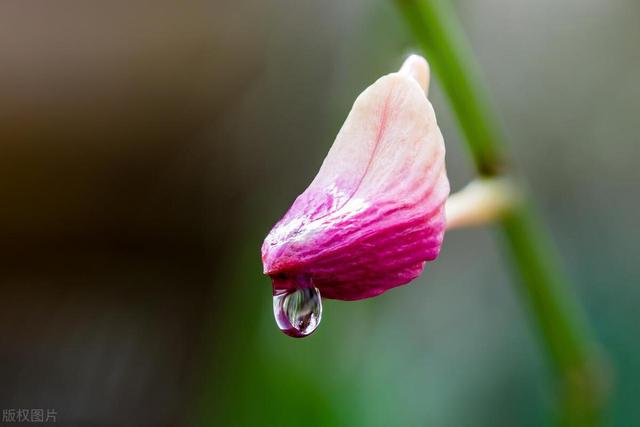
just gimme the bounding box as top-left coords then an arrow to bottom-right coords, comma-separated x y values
262,57 -> 449,300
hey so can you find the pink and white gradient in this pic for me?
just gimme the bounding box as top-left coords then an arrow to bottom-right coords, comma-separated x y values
262,55 -> 449,301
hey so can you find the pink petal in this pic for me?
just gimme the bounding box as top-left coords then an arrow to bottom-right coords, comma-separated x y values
262,59 -> 449,300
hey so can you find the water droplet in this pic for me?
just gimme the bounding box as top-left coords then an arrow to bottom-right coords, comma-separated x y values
273,286 -> 322,338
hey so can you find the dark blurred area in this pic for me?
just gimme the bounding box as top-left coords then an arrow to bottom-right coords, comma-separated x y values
0,0 -> 638,426
0,1 -> 266,425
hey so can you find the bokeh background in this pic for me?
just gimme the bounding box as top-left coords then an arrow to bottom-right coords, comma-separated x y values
1,0 -> 638,426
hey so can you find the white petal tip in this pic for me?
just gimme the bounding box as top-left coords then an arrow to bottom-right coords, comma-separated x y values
399,54 -> 430,94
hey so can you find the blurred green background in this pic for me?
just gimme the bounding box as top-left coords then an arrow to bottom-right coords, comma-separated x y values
0,0 -> 638,426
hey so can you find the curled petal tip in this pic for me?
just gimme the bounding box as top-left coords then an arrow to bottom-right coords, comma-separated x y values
399,54 -> 430,94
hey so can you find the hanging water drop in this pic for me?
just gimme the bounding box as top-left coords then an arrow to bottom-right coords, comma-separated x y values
273,286 -> 322,338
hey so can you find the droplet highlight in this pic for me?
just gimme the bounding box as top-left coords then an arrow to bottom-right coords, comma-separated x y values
273,286 -> 322,338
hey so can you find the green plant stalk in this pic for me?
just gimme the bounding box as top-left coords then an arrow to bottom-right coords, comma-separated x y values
395,0 -> 606,424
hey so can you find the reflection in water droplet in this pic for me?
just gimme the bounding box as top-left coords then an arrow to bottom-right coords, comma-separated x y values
273,286 -> 322,338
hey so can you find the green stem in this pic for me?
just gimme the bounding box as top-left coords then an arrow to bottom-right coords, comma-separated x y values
502,206 -> 606,425
397,0 -> 502,176
395,0 -> 607,424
